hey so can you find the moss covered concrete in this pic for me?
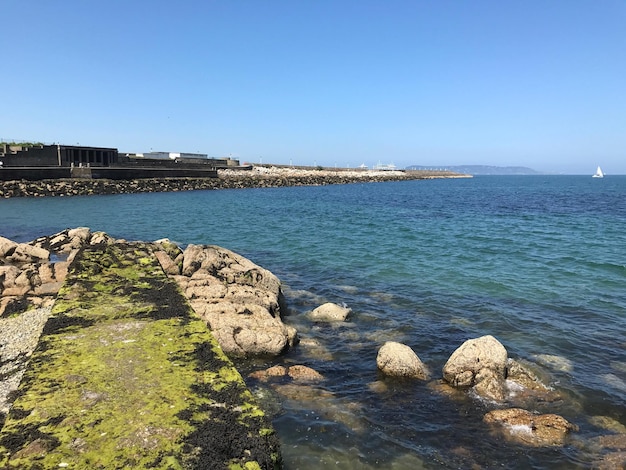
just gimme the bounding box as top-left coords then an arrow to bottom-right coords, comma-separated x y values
0,241 -> 281,469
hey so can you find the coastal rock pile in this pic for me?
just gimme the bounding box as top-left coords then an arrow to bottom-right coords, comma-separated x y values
1,229 -> 297,358
0,228 -> 98,316
0,178 -> 225,198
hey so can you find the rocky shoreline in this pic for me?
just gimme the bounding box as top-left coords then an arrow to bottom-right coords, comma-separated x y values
0,166 -> 470,198
2,229 -> 624,468
1,229 -> 287,468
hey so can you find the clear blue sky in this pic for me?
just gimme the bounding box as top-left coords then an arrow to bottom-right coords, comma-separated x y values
2,0 -> 625,174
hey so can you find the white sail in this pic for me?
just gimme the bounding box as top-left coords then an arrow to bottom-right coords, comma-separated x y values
593,166 -> 604,178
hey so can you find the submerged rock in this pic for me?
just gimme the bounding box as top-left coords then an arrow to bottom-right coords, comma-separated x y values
376,341 -> 429,379
308,302 -> 351,322
483,408 -> 578,447
249,364 -> 324,383
505,358 -> 562,406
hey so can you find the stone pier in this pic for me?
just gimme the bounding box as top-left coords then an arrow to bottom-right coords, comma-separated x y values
0,241 -> 280,469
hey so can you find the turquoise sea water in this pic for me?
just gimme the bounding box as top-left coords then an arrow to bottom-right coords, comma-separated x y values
1,175 -> 625,469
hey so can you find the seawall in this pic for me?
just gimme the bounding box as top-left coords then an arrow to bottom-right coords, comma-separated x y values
0,167 -> 470,198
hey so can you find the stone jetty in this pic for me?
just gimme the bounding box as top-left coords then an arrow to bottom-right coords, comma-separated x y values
0,231 -> 282,469
0,166 -> 470,198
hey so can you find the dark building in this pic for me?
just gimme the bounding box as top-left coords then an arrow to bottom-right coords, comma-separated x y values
1,144 -> 119,167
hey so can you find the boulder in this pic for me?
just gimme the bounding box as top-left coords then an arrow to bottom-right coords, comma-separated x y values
483,408 -> 578,447
32,227 -> 92,253
67,227 -> 91,249
90,231 -> 115,246
0,296 -> 28,317
442,335 -> 508,401
154,250 -> 181,276
0,236 -> 17,258
0,265 -> 21,291
308,302 -> 351,322
176,244 -> 296,357
191,301 -> 296,356
376,341 -> 429,379
7,243 -> 50,263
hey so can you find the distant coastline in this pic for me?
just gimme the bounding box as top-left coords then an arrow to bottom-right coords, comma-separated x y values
406,164 -> 541,175
0,165 -> 471,198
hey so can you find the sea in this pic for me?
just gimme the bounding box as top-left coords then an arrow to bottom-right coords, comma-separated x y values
1,175 -> 625,469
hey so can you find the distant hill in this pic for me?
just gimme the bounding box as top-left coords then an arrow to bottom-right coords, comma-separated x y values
405,165 -> 541,175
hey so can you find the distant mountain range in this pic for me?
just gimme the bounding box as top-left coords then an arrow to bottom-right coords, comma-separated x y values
406,165 -> 541,175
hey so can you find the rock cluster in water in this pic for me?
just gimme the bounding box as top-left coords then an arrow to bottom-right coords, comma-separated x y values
370,334 -> 578,447
0,166 -> 468,198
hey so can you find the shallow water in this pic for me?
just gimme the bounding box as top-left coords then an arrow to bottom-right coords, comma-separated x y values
2,175 -> 625,468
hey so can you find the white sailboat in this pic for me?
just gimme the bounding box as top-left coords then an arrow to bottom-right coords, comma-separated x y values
592,166 -> 604,178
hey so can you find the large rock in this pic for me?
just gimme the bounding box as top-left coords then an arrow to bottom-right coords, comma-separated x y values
376,341 -> 429,379
308,302 -> 351,322
33,227 -> 92,254
172,244 -> 296,357
7,243 -> 50,263
0,236 -> 17,258
484,408 -> 578,447
442,335 -> 508,401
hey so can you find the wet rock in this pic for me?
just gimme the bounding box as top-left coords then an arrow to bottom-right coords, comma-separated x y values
287,365 -> 324,382
591,451 -> 626,470
483,408 -> 578,447
443,335 -> 508,401
532,353 -> 574,373
249,364 -> 323,383
591,434 -> 626,450
589,415 -> 626,434
376,341 -> 429,379
308,302 -> 351,322
505,359 -> 562,406
296,337 -> 334,361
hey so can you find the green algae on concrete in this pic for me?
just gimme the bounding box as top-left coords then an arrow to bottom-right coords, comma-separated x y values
0,241 -> 281,469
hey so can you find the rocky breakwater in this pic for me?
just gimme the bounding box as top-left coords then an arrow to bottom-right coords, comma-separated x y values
0,228 -> 293,469
217,166 -> 468,189
0,166 -> 470,198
